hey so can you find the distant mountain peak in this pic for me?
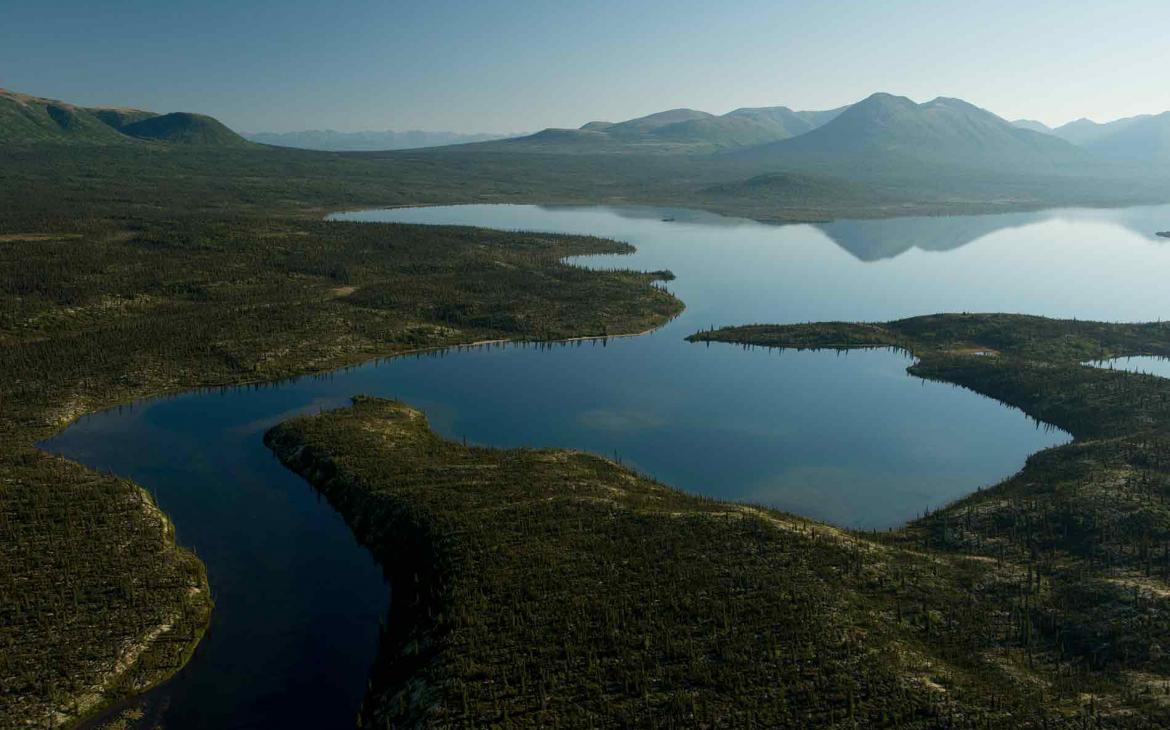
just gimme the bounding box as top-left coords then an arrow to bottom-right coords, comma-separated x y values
726,105 -> 795,116
502,103 -> 843,154
729,92 -> 1089,173
1054,112 -> 1170,162
858,92 -> 917,106
1012,119 -> 1053,134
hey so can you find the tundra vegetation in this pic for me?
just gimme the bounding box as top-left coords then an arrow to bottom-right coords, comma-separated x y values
261,314 -> 1170,728
7,83 -> 1170,728
0,197 -> 679,727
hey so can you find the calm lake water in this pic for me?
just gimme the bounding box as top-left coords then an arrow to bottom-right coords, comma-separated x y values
1091,356 -> 1170,379
45,202 -> 1170,728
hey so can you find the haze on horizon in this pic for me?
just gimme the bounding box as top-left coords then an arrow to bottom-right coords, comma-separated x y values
3,0 -> 1169,135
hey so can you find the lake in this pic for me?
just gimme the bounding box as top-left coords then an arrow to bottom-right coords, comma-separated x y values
47,202 -> 1170,728
1091,355 -> 1170,379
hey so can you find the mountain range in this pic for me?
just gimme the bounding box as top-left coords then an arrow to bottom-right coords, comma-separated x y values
1013,113 -> 1170,164
496,105 -> 847,154
487,93 -> 1169,177
5,85 -> 1170,181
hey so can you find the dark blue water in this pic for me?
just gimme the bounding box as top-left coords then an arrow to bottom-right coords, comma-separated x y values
46,202 -> 1170,728
52,386 -> 388,729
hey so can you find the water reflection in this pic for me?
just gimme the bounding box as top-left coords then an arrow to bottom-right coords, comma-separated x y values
49,201 -> 1170,728
1089,355 -> 1170,379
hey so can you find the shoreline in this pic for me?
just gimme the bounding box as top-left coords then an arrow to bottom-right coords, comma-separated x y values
18,201 -> 1166,727
259,312 -> 1170,724
22,226 -> 681,729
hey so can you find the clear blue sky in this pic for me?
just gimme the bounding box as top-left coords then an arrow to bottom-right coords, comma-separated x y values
4,0 -> 1168,133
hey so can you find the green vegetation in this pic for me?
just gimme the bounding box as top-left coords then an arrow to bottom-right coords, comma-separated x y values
88,108 -> 160,132
687,314 -> 1170,721
0,88 -> 245,147
243,128 -> 512,151
0,89 -> 131,145
5,139 -> 1166,234
699,171 -> 893,216
268,377 -> 1166,728
118,112 -> 249,146
0,195 -> 678,727
0,457 -> 211,727
6,82 -> 1170,727
257,313 -> 1170,727
5,85 -> 1170,223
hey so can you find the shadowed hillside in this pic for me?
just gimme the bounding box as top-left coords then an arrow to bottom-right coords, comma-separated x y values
120,112 -> 249,146
90,108 -> 160,131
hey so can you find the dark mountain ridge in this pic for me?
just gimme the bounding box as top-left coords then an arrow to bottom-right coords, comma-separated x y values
120,112 -> 249,146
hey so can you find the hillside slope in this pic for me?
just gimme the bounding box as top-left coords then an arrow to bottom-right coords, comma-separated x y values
120,112 -> 249,146
1012,119 -> 1053,134
89,107 -> 160,131
0,88 -> 246,147
726,105 -> 847,137
0,89 -> 131,144
498,104 -> 843,154
1055,113 -> 1170,163
734,93 -> 1092,174
1053,116 -> 1148,146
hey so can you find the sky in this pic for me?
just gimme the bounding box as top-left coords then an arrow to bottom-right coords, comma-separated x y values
3,0 -> 1169,134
